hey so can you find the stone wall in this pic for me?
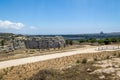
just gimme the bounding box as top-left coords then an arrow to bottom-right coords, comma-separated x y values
24,36 -> 66,49
13,39 -> 26,49
0,36 -> 65,52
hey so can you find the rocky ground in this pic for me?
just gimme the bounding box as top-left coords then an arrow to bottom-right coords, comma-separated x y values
91,58 -> 120,80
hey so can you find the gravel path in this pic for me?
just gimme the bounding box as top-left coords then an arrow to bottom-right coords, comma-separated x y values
0,46 -> 119,69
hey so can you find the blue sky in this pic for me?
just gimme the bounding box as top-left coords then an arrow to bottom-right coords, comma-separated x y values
0,0 -> 120,34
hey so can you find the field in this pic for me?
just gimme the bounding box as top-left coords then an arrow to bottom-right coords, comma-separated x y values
0,50 -> 120,80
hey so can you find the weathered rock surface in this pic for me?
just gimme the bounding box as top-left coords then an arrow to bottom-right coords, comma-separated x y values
24,36 -> 66,49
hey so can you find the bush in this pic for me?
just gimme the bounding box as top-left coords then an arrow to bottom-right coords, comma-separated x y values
10,66 -> 14,71
113,53 -> 117,56
69,40 -> 73,45
88,38 -> 97,43
104,38 -> 111,45
106,56 -> 110,59
1,40 -> 5,47
3,69 -> 8,75
117,53 -> 120,57
94,58 -> 97,61
76,60 -> 80,63
97,39 -> 104,45
65,40 -> 69,46
81,58 -> 87,64
79,39 -> 86,44
0,74 -> 3,80
29,69 -> 61,80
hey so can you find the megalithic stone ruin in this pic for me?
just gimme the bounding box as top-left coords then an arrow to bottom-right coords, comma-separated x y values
0,36 -> 66,52
24,36 -> 66,49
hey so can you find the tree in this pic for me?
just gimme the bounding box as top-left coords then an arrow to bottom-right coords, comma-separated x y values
110,38 -> 117,43
69,40 -> 73,45
118,38 -> 120,42
103,38 -> 111,45
88,38 -> 96,43
97,39 -> 104,45
65,40 -> 69,46
79,39 -> 86,44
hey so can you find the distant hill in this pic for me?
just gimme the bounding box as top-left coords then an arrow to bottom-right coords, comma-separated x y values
26,32 -> 120,40
0,33 -> 14,37
0,32 -> 120,40
108,32 -> 120,35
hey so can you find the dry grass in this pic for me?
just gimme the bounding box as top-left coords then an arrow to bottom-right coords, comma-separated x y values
0,50 -> 120,80
28,62 -> 100,80
0,45 -> 84,61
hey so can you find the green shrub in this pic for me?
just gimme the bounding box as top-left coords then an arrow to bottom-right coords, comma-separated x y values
118,53 -> 120,57
10,66 -> 14,71
113,53 -> 117,56
76,60 -> 80,63
3,69 -> 8,75
81,58 -> 87,64
106,56 -> 110,59
0,75 -> 3,80
94,58 -> 97,61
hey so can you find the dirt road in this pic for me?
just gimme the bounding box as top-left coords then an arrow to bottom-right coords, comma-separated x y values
0,45 -> 119,69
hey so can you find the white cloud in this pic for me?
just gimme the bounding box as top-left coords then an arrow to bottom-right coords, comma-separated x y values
30,26 -> 37,29
0,20 -> 24,30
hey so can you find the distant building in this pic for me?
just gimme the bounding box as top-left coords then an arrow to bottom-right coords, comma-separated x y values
100,31 -> 104,35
